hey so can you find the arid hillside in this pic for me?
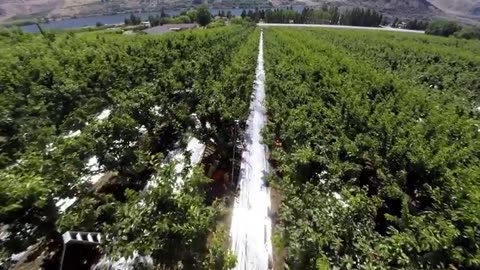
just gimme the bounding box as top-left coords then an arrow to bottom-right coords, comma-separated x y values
429,0 -> 480,20
287,0 -> 480,21
0,0 -> 479,23
285,0 -> 441,17
0,0 -> 63,21
0,0 -> 189,22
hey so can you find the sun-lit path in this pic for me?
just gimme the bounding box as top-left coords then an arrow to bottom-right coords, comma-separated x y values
229,30 -> 273,270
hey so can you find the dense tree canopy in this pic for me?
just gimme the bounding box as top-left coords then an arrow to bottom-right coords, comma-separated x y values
196,4 -> 212,27
243,6 -> 382,26
0,25 -> 259,268
1,17 -> 480,270
425,20 -> 462,37
455,26 -> 480,40
264,27 -> 480,269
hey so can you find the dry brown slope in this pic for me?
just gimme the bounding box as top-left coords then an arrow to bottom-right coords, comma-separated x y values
428,0 -> 480,17
0,0 -> 63,21
350,0 -> 439,16
290,0 -> 441,18
1,0 -> 480,23
0,0 -> 178,22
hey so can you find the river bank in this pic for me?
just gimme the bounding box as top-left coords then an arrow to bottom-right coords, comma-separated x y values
1,6 -> 304,32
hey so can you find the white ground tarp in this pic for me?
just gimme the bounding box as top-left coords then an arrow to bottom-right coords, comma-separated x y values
144,136 -> 206,190
230,31 -> 273,270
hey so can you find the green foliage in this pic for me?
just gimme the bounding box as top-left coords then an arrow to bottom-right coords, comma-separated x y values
168,15 -> 193,24
125,13 -> 142,26
230,17 -> 251,26
203,228 -> 237,270
263,6 -> 382,26
0,25 -> 258,267
103,166 -> 216,267
309,28 -> 480,101
196,4 -> 212,27
264,27 -> 480,269
240,10 -> 247,19
425,20 -> 462,37
148,15 -> 167,27
207,20 -> 226,29
405,19 -> 429,30
454,26 -> 480,40
186,9 -> 198,22
152,14 -> 193,25
0,164 -> 57,253
57,194 -> 115,232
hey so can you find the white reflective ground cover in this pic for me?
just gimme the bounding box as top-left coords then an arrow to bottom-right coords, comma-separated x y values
230,31 -> 273,270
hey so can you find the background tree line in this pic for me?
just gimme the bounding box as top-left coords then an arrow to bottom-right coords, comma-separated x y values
426,20 -> 480,40
240,5 -> 383,27
125,4 -> 212,27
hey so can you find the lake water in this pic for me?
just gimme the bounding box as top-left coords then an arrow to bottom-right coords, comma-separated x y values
21,12 -> 173,32
20,6 -> 303,32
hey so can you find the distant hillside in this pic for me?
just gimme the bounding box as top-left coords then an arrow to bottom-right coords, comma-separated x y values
0,0 -> 189,22
0,0 -> 479,23
286,0 -> 441,17
288,0 -> 480,22
0,0 -> 265,22
429,0 -> 480,19
0,0 -> 62,21
356,0 -> 439,15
